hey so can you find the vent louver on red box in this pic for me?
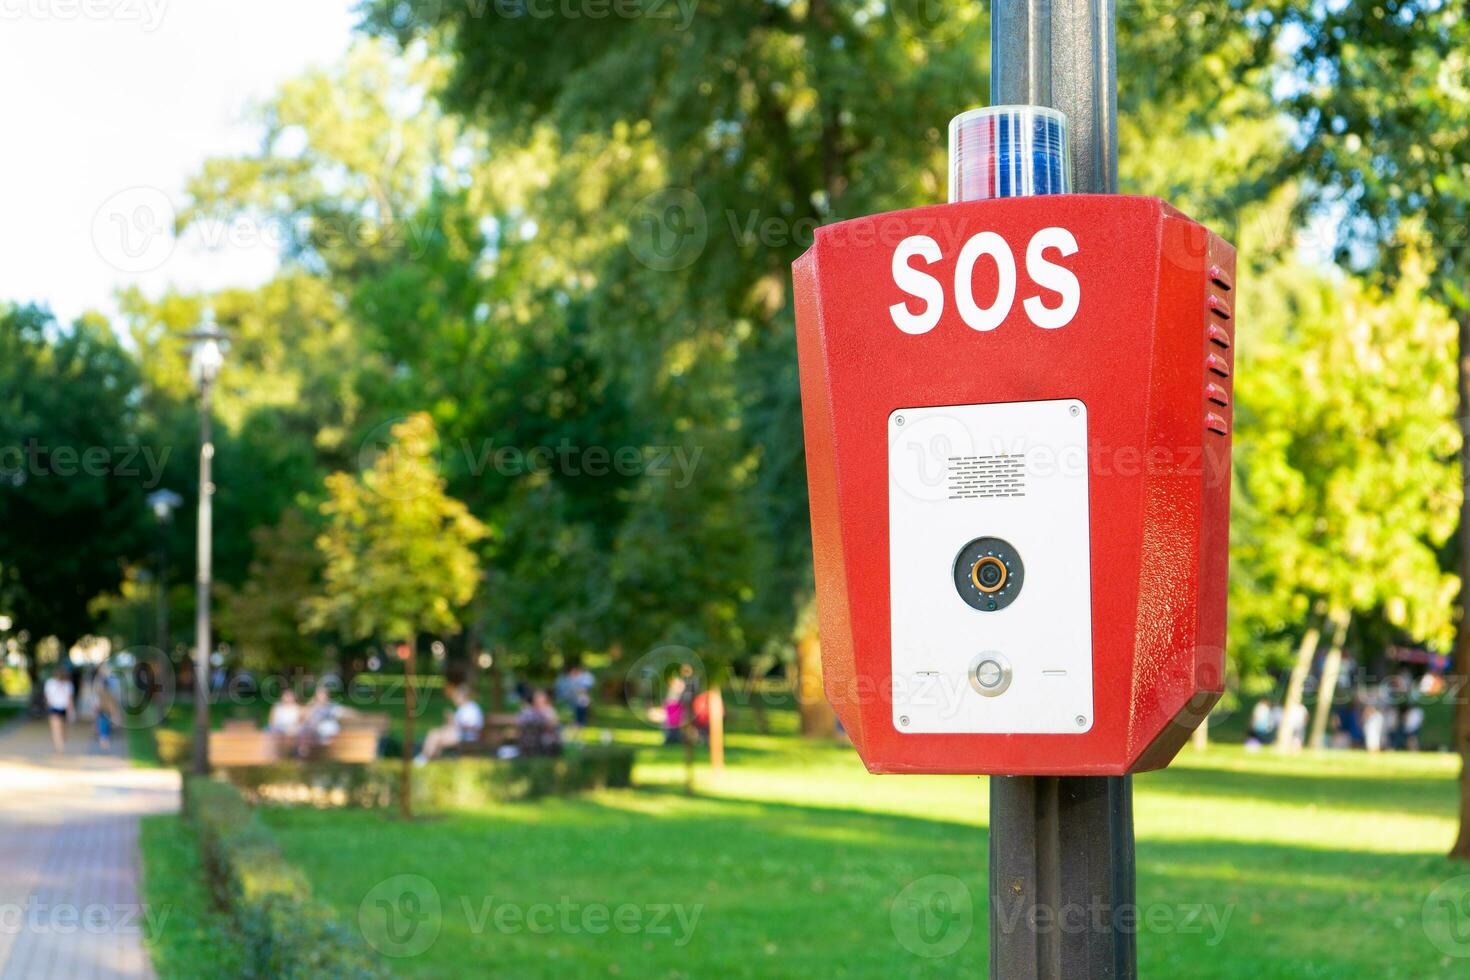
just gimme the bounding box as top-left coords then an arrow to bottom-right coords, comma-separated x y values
948,454 -> 1028,499
1203,267 -> 1235,437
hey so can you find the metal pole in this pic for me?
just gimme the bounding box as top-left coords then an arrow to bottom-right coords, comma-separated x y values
156,525 -> 169,658
987,2 -> 1135,978
991,0 -> 1118,196
192,388 -> 213,775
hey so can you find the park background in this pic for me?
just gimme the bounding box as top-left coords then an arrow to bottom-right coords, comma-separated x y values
3,2 -> 1470,977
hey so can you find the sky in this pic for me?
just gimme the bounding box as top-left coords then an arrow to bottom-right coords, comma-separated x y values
0,0 -> 359,327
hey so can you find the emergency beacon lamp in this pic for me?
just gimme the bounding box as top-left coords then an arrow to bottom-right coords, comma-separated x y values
793,106 -> 1235,776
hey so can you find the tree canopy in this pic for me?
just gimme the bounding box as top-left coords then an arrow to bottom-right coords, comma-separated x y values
305,413 -> 488,645
0,305 -> 150,656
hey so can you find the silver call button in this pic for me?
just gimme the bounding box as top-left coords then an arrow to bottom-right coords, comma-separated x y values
970,653 -> 1012,697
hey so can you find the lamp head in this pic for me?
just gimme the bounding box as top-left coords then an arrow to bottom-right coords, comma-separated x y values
185,309 -> 228,391
147,488 -> 184,522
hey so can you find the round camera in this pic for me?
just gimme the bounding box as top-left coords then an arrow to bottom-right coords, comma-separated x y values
953,537 -> 1024,612
972,557 -> 1007,592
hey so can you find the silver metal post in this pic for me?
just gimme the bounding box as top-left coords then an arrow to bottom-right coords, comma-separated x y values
991,0 -> 1118,195
192,388 -> 213,775
156,535 -> 168,659
987,3 -> 1134,978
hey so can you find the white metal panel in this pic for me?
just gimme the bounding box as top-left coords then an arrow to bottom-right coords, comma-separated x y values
887,399 -> 1093,734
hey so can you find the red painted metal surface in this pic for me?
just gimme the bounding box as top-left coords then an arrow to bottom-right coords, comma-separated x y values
793,194 -> 1235,775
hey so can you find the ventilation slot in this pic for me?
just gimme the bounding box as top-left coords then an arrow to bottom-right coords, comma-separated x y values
948,454 -> 1027,500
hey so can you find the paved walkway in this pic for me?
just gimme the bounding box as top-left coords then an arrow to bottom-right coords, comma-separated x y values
0,719 -> 179,979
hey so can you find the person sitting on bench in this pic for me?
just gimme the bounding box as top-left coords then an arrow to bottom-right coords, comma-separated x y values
515,688 -> 563,758
415,684 -> 484,765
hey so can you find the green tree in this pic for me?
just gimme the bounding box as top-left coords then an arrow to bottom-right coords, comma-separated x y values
177,41 -> 640,672
305,413 -> 487,817
0,305 -> 149,692
1234,255 -> 1458,749
609,416 -> 771,773
1265,2 -> 1470,854
219,508 -> 325,675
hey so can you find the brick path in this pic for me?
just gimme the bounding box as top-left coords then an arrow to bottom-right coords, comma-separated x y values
0,719 -> 179,979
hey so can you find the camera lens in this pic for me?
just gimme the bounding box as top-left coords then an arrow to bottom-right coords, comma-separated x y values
972,557 -> 1006,592
953,538 -> 1024,612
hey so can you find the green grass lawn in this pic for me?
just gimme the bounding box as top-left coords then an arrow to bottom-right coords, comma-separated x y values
184,729 -> 1460,979
133,689 -> 1468,977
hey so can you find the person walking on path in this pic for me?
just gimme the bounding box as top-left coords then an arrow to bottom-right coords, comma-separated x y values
94,663 -> 121,751
43,665 -> 74,754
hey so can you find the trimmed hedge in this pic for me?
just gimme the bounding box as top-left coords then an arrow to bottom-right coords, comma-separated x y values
409,744 -> 637,809
220,744 -> 638,810
183,778 -> 385,978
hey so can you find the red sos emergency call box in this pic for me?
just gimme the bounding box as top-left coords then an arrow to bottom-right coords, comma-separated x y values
794,187 -> 1235,776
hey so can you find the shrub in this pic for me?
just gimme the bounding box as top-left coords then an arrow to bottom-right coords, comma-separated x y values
154,728 -> 191,766
183,778 -> 385,978
409,744 -> 637,808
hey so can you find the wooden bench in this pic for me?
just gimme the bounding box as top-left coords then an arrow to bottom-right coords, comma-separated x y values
483,713 -> 520,748
318,727 -> 380,763
210,713 -> 385,766
440,713 -> 520,757
344,712 -> 391,735
208,729 -> 280,767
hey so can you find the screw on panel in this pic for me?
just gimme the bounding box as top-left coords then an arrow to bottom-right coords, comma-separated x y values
895,415 -> 905,426
1069,405 -> 1080,417
1075,715 -> 1087,726
899,716 -> 910,726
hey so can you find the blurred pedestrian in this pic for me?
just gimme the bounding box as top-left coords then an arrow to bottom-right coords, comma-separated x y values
563,663 -> 595,730
662,675 -> 687,745
1362,704 -> 1385,753
1403,704 -> 1424,752
1247,699 -> 1274,748
43,665 -> 74,754
1286,701 -> 1309,751
93,663 -> 120,751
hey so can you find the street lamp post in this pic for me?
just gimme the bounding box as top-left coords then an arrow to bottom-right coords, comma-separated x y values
146,489 -> 183,660
187,315 -> 226,776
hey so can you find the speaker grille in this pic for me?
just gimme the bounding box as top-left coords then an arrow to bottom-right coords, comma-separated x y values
948,454 -> 1026,499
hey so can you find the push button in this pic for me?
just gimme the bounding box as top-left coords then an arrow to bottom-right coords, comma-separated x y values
970,653 -> 1013,697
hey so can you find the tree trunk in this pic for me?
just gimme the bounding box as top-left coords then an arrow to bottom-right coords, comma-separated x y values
401,638 -> 416,821
749,672 -> 770,734
1309,610 -> 1352,750
795,628 -> 836,738
708,686 -> 725,772
1450,310 -> 1470,860
1191,716 -> 1208,750
1276,614 -> 1323,753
